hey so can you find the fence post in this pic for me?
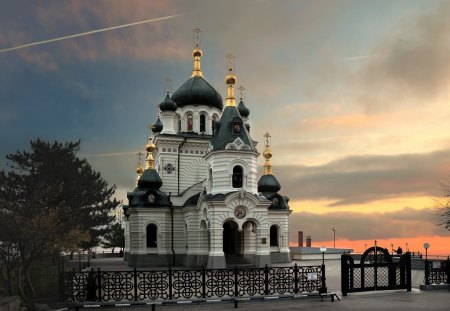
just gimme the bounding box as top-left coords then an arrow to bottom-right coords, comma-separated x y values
294,263 -> 298,294
202,266 -> 206,298
320,263 -> 327,294
234,266 -> 238,297
168,267 -> 173,300
133,267 -> 138,301
446,258 -> 450,285
97,268 -> 102,302
341,255 -> 348,296
406,252 -> 412,291
264,265 -> 269,295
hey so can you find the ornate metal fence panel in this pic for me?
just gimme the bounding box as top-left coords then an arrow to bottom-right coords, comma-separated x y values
341,248 -> 411,296
63,264 -> 325,302
424,259 -> 450,285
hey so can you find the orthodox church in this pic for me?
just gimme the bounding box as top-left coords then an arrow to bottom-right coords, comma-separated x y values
123,31 -> 291,269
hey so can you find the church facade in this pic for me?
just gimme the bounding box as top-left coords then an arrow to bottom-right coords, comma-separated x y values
123,33 -> 291,269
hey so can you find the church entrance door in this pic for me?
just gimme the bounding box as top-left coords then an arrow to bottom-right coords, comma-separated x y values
223,220 -> 243,255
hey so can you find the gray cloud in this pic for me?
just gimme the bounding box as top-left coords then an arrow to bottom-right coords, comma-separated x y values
289,207 -> 449,243
355,1 -> 450,111
275,148 -> 450,205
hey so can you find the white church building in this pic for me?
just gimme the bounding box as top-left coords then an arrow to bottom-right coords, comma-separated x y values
123,32 -> 291,269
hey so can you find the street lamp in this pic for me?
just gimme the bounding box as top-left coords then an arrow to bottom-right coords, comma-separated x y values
406,242 -> 409,252
391,243 -> 394,256
332,228 -> 336,248
320,246 -> 327,265
424,242 -> 430,285
319,246 -> 327,294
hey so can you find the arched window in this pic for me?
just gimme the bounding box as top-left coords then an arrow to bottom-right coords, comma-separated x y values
270,225 -> 278,247
187,114 -> 193,131
200,114 -> 206,132
146,224 -> 157,248
232,165 -> 243,188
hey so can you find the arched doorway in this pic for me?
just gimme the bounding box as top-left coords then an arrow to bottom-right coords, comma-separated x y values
223,220 -> 242,255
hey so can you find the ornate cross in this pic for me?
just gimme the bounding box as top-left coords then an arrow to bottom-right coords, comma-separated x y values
264,132 -> 271,147
193,27 -> 202,48
226,52 -> 234,72
165,77 -> 172,94
238,86 -> 245,101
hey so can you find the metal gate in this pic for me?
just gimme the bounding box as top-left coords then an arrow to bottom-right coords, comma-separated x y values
341,246 -> 411,296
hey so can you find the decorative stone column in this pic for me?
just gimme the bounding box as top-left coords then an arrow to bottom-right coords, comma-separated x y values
206,226 -> 226,269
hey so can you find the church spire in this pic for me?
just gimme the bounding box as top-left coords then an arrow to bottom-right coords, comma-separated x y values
191,28 -> 203,77
225,53 -> 237,107
263,132 -> 273,175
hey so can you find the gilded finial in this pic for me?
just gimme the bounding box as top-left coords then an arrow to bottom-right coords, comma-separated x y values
263,132 -> 273,175
165,78 -> 172,95
225,53 -> 237,107
145,137 -> 156,169
191,28 -> 203,77
238,86 -> 245,101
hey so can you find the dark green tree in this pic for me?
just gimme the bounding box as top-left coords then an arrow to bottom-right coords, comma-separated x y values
101,222 -> 125,254
0,139 -> 118,310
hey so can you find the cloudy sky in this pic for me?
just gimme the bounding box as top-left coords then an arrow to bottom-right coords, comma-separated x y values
1,0 -> 450,255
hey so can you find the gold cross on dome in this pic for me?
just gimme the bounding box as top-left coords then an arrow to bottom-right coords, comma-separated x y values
226,52 -> 234,72
264,132 -> 271,147
137,152 -> 143,164
193,27 -> 202,48
238,86 -> 245,101
165,78 -> 172,94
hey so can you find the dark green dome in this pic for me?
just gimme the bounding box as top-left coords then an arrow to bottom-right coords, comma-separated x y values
138,169 -> 162,189
159,93 -> 177,111
258,174 -> 281,195
152,116 -> 163,133
171,76 -> 223,110
237,100 -> 250,118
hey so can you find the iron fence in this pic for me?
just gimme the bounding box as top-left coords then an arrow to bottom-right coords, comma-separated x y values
424,258 -> 450,285
341,251 -> 411,296
62,264 -> 325,302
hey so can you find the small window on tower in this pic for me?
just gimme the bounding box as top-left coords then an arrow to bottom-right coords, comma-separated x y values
200,115 -> 206,132
187,114 -> 193,131
232,165 -> 243,188
233,123 -> 241,134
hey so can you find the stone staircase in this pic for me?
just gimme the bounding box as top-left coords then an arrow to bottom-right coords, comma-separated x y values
225,254 -> 253,268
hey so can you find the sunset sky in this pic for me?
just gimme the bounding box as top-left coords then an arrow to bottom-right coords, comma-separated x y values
1,0 -> 450,256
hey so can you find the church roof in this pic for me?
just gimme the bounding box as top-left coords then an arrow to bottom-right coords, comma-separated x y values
152,116 -> 163,133
210,106 -> 256,151
171,76 -> 223,110
258,174 -> 281,196
237,100 -> 250,118
159,93 -> 177,111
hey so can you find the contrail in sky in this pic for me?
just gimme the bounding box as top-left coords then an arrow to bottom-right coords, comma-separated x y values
0,13 -> 186,53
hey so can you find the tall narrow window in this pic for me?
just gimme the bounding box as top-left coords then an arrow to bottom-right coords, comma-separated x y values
146,224 -> 157,248
270,225 -> 278,247
232,165 -> 243,188
200,115 -> 206,132
187,114 -> 193,131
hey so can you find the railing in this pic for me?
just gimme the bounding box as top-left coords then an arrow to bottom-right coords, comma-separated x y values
424,258 -> 450,285
62,264 -> 325,302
